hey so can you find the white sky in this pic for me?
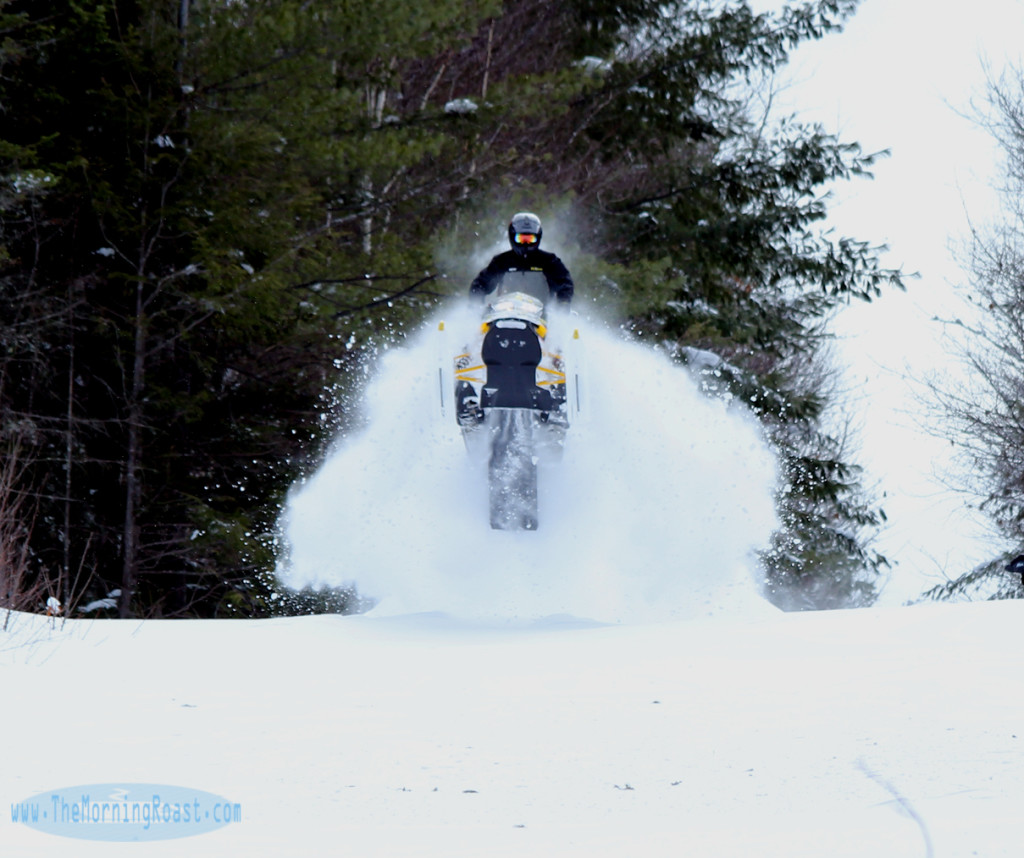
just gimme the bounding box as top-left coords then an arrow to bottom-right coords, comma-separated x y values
757,0 -> 1024,603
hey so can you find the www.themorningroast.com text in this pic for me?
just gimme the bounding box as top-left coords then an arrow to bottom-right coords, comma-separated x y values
11,783 -> 241,841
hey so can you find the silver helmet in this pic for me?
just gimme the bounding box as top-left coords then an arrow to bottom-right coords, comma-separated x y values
508,212 -> 542,256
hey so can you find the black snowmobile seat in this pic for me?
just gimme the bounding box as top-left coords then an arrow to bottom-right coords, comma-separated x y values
480,323 -> 554,411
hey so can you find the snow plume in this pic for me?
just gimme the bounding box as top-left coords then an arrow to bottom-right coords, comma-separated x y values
278,304 -> 780,623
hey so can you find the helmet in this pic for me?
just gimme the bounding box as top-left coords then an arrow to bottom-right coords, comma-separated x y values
508,212 -> 542,256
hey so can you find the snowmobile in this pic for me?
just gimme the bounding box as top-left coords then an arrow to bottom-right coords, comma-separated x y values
437,272 -> 582,530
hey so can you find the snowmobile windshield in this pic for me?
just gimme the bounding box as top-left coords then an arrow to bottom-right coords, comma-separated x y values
496,270 -> 548,305
482,292 -> 545,329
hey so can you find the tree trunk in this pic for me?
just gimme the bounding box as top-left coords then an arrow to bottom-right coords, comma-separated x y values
120,280 -> 146,618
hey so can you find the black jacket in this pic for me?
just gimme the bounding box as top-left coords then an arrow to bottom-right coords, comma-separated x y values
469,249 -> 574,304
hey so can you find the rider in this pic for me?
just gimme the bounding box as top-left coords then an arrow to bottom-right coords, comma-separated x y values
457,213 -> 573,427
469,212 -> 574,306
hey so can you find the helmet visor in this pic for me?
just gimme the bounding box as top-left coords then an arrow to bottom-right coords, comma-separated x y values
513,232 -> 539,246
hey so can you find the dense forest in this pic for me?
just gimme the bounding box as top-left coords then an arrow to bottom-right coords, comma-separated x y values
0,0 -> 905,618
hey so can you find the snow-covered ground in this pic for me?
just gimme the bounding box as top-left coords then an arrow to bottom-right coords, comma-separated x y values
4,600 -> 1024,856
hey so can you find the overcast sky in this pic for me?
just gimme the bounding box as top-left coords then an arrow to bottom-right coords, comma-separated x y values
752,0 -> 1024,602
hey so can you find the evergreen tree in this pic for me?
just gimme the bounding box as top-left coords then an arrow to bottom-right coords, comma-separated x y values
0,0 -> 489,616
405,0 -> 898,607
0,0 -> 901,615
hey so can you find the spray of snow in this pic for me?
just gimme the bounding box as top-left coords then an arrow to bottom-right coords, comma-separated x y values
278,303 -> 780,623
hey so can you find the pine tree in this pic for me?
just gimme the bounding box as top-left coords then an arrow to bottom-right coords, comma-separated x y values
0,0 -> 903,615
402,0 -> 899,607
0,0 -> 503,616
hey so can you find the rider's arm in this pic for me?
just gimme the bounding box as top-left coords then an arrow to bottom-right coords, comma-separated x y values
470,255 -> 507,299
546,255 -> 574,304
